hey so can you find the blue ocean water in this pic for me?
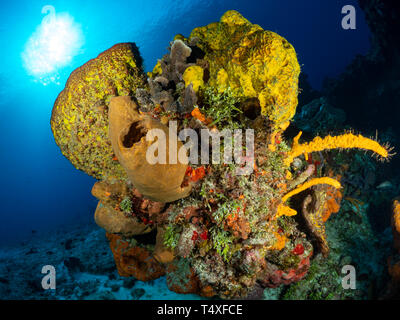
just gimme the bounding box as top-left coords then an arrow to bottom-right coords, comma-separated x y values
0,0 -> 370,245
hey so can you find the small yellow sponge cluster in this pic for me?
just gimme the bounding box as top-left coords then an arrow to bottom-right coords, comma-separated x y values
183,66 -> 204,92
284,131 -> 389,167
189,10 -> 300,130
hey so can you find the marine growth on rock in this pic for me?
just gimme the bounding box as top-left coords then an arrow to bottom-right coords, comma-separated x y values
51,10 -> 393,299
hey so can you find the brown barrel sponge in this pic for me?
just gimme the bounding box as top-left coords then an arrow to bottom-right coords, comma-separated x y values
108,96 -> 192,202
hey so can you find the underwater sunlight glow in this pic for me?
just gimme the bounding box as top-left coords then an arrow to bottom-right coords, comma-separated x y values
22,5 -> 83,85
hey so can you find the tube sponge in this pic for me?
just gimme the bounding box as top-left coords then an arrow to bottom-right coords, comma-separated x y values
284,131 -> 390,167
108,96 -> 192,203
276,177 -> 341,218
282,177 -> 341,203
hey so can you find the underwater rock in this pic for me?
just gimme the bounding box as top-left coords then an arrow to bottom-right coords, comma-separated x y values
106,233 -> 165,281
166,258 -> 201,294
153,226 -> 175,264
295,97 -> 346,134
108,96 -> 191,202
51,43 -> 146,181
359,0 -> 400,58
322,1 -> 400,137
259,254 -> 311,288
64,257 -> 84,273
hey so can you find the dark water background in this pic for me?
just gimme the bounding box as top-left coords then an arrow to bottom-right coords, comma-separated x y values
0,0 -> 369,244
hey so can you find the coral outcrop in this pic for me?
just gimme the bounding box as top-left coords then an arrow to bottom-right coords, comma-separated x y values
106,233 -> 165,281
51,10 -> 393,299
295,97 -> 346,135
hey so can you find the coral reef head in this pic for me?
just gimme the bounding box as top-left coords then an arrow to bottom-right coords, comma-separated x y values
50,10 -> 394,299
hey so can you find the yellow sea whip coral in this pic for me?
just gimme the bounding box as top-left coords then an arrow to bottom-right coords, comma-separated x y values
276,177 -> 341,218
284,131 -> 390,167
